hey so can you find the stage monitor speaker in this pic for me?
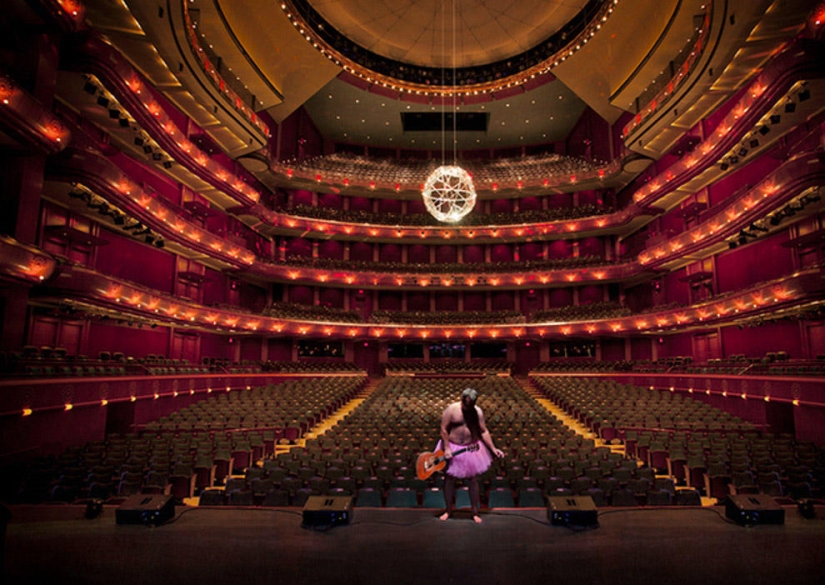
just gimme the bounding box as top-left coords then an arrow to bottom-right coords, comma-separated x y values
302,495 -> 353,528
547,495 -> 598,527
725,494 -> 785,526
116,494 -> 176,526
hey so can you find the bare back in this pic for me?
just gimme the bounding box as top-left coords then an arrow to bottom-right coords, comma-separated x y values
441,401 -> 483,446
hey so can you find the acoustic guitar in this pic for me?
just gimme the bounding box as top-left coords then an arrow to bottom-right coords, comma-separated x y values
416,443 -> 480,480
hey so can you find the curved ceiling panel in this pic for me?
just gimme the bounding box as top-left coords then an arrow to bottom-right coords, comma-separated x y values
308,0 -> 590,68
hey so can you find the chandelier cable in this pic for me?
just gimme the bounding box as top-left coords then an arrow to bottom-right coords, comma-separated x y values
452,0 -> 457,163
440,1 -> 446,166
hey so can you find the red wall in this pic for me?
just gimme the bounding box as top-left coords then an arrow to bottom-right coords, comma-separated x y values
379,243 -> 402,263
721,320 -> 804,360
86,322 -> 170,360
715,234 -> 793,292
464,245 -> 485,263
95,235 -> 175,293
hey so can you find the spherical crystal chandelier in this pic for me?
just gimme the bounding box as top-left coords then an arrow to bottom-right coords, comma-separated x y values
422,165 -> 477,223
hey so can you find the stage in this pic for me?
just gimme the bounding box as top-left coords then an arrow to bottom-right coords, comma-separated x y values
4,503 -> 825,584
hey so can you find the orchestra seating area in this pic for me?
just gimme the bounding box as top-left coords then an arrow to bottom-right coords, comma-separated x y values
6,374 -> 821,511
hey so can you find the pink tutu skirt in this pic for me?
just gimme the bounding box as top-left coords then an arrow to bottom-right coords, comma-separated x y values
435,440 -> 493,478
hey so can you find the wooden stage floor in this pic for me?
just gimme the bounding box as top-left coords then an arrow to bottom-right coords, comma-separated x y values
4,503 -> 825,585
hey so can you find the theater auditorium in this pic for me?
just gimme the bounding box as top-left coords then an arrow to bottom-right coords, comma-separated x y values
1,0 -> 824,583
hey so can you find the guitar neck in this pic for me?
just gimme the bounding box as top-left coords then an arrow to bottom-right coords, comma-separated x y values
453,445 -> 472,457
438,444 -> 477,463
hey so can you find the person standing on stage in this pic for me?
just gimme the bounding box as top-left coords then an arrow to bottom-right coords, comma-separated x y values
438,387 -> 505,524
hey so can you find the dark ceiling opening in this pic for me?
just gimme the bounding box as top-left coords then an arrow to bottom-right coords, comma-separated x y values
401,112 -> 489,133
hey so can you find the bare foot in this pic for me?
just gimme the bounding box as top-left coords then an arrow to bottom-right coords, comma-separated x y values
473,515 -> 483,524
439,511 -> 451,521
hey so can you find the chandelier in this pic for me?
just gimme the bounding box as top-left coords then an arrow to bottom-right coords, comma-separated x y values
421,0 -> 476,223
422,165 -> 477,222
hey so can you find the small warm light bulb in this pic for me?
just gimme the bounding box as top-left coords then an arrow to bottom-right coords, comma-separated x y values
64,403 -> 73,411
22,408 -> 33,417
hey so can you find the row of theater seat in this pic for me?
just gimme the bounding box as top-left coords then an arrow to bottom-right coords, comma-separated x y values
7,374 -> 821,508
280,254 -> 608,275
208,376 -> 666,508
287,202 -> 613,227
382,360 -> 511,375
533,376 -> 824,501
1,377 -> 366,504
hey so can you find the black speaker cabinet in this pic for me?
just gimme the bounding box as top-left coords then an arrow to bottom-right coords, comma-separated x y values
725,494 -> 785,526
116,494 -> 176,526
547,495 -> 599,527
302,495 -> 353,527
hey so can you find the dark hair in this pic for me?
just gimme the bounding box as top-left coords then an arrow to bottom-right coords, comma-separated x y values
462,402 -> 482,441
